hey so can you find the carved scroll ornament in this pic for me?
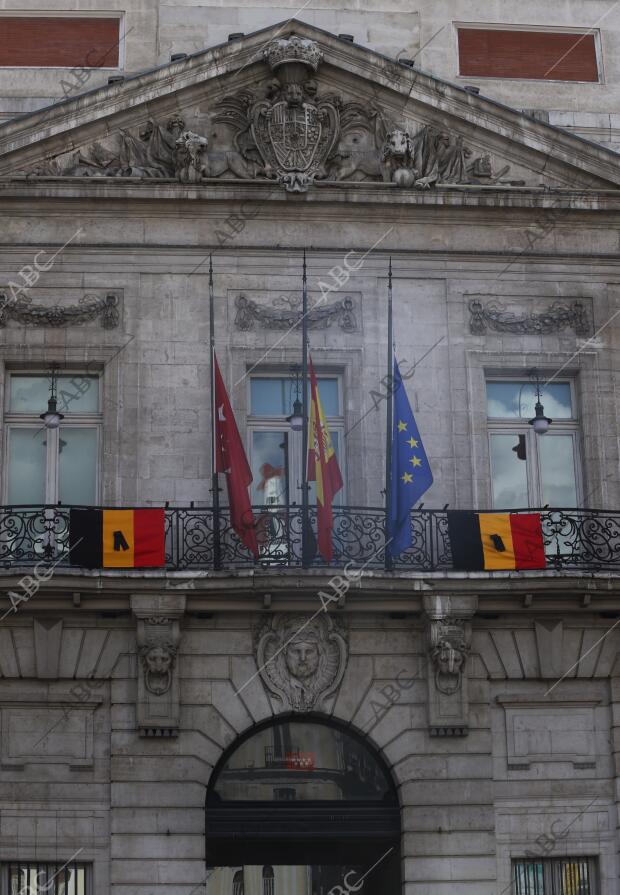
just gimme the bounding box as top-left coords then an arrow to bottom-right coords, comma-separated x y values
0,291 -> 120,328
235,293 -> 357,331
469,299 -> 590,336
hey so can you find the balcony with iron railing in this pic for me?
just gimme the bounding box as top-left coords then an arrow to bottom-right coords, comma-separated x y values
1,504 -> 620,573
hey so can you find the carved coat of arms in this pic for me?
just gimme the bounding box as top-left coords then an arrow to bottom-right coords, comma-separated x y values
251,88 -> 339,190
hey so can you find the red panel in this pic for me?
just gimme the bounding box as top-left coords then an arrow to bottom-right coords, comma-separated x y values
134,509 -> 166,568
510,513 -> 546,570
0,17 -> 119,68
458,28 -> 599,81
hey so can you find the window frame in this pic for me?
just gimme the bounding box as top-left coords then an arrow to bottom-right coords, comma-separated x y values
485,377 -> 582,508
3,371 -> 102,506
453,22 -> 604,85
247,371 -> 345,507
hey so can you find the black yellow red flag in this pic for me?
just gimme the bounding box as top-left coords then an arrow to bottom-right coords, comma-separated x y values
447,511 -> 545,571
69,508 -> 165,568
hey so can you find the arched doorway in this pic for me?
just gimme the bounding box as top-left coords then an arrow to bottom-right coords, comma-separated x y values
205,715 -> 401,894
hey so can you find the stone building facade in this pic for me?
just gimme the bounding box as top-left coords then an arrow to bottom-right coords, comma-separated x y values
0,15 -> 619,895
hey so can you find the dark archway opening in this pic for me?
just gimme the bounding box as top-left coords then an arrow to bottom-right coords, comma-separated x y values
205,715 -> 401,894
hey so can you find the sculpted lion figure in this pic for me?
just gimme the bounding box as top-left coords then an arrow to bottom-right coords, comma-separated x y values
325,124 -> 418,184
173,130 -> 267,182
139,639 -> 177,695
173,130 -> 209,183
381,128 -> 417,183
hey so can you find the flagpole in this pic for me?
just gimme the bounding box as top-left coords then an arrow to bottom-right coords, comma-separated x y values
209,255 -> 222,570
301,249 -> 310,568
385,257 -> 393,571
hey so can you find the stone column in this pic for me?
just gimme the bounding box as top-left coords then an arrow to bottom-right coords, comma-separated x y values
422,593 -> 477,736
130,593 -> 186,737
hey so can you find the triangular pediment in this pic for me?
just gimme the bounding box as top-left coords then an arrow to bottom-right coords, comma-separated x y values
1,19 -> 619,194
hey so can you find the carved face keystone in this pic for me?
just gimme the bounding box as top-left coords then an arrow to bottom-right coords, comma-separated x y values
285,640 -> 319,680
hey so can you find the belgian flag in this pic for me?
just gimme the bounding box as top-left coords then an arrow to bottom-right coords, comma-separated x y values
69,509 -> 166,568
447,511 -> 546,571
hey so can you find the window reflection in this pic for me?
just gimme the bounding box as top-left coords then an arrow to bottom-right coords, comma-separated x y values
489,433 -> 529,508
251,432 -> 288,505
486,379 -> 580,509
539,434 -> 577,506
212,721 -> 393,802
251,377 -> 339,417
10,375 -> 99,413
486,381 -> 573,419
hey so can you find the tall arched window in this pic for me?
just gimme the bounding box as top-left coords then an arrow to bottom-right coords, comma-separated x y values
206,717 -> 401,895
232,869 -> 244,895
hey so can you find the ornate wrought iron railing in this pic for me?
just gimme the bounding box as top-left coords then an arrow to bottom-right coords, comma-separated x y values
0,505 -> 619,572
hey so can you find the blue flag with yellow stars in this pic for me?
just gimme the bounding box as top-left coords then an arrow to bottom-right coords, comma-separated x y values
387,358 -> 433,556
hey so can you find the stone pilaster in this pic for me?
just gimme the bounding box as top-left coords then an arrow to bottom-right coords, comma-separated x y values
130,593 -> 186,737
422,594 -> 477,736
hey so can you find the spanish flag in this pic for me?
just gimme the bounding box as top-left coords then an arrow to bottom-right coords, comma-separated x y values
307,356 -> 343,562
69,508 -> 166,568
447,511 -> 546,571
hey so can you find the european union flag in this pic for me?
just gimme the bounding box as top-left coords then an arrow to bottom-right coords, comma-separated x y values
387,358 -> 433,556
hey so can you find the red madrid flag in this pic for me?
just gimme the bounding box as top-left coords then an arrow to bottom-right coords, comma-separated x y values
307,356 -> 344,561
214,354 -> 259,558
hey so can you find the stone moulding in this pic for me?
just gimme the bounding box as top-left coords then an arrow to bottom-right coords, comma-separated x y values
0,291 -> 120,328
468,298 -> 591,336
234,293 -> 358,331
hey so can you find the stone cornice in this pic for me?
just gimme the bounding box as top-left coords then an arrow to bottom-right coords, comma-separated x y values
1,569 -> 619,617
1,178 -> 620,212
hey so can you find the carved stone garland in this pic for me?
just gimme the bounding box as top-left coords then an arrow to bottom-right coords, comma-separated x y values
0,291 -> 120,329
468,299 -> 590,336
234,293 -> 357,331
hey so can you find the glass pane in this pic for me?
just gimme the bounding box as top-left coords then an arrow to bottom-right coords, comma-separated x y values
311,378 -> 339,417
58,428 -> 98,505
10,375 -> 99,413
251,377 -> 339,417
251,378 -> 288,416
251,431 -> 288,505
539,434 -> 577,507
213,721 -> 394,801
489,432 -> 529,509
486,381 -> 572,419
7,427 -> 46,504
